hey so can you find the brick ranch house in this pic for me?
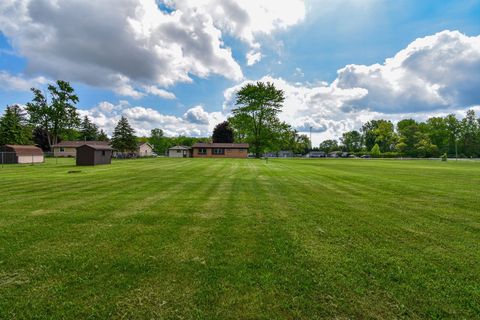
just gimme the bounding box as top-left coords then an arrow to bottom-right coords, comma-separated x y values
191,143 -> 249,158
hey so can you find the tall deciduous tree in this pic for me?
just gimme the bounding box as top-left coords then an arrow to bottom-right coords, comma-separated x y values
341,130 -> 362,152
362,120 -> 397,152
111,116 -> 137,153
26,80 -> 80,149
396,119 -> 419,156
149,128 -> 167,154
231,82 -> 285,157
425,117 -> 450,155
79,116 -> 99,141
319,139 -> 339,153
460,110 -> 480,157
0,105 -> 32,145
212,121 -> 234,143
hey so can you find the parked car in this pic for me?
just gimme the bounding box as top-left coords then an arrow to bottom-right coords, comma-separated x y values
360,154 -> 371,158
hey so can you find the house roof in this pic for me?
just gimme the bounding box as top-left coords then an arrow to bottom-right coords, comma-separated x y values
52,140 -> 110,148
4,145 -> 44,156
169,145 -> 191,150
79,144 -> 113,151
137,142 -> 153,148
192,143 -> 249,149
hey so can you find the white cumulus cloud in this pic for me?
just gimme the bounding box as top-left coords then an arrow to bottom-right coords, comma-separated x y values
80,101 -> 225,138
222,31 -> 480,144
0,71 -> 48,91
335,30 -> 480,113
0,0 -> 305,97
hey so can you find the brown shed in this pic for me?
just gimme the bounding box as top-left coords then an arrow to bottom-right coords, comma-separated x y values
52,140 -> 110,157
0,145 -> 44,164
76,144 -> 113,166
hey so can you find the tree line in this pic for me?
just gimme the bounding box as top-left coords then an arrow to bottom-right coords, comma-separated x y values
318,111 -> 480,158
1,79 -> 310,157
3,80 -> 477,158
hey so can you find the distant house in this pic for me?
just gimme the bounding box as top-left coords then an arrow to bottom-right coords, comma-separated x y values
192,143 -> 249,158
278,150 -> 294,158
168,145 -> 192,158
306,151 -> 326,158
52,141 -> 110,157
264,151 -> 277,158
265,150 -> 294,158
76,144 -> 112,166
0,145 -> 44,164
137,142 -> 154,157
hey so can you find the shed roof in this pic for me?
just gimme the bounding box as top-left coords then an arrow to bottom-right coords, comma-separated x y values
79,144 -> 113,151
192,143 -> 249,149
169,145 -> 191,150
4,145 -> 44,156
52,141 -> 110,148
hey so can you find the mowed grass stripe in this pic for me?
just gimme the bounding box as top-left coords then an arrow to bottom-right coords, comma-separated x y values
0,158 -> 479,318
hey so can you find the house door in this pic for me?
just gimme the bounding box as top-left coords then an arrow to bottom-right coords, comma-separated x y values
183,151 -> 186,158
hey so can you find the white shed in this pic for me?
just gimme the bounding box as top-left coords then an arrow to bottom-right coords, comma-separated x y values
137,142 -> 154,157
1,145 -> 44,164
168,145 -> 191,158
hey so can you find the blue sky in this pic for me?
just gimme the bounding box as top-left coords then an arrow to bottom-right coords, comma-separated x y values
1,0 -> 479,143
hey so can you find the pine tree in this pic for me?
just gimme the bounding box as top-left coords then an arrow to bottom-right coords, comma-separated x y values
111,116 -> 136,153
370,143 -> 381,158
79,115 -> 99,141
98,129 -> 109,141
0,105 -> 32,145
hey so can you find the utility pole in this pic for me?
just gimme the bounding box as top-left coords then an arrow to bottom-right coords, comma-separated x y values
455,139 -> 458,161
309,126 -> 312,151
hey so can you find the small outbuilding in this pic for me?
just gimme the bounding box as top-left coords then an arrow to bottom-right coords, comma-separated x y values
76,144 -> 113,166
169,145 -> 192,158
136,142 -> 154,157
278,150 -> 294,158
52,140 -> 110,157
306,151 -> 326,158
0,145 -> 44,164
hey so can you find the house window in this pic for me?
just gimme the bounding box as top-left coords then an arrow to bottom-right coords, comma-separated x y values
60,147 -> 65,152
102,150 -> 106,156
213,148 -> 225,155
177,150 -> 181,153
198,148 -> 207,155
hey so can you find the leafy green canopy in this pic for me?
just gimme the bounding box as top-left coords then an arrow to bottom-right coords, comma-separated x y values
231,82 -> 285,157
26,80 -> 80,149
229,81 -> 310,157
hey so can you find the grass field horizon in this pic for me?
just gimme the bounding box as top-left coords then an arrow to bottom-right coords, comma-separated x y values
1,158 -> 479,319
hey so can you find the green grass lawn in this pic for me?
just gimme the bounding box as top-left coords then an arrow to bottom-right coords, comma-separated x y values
0,158 -> 479,319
